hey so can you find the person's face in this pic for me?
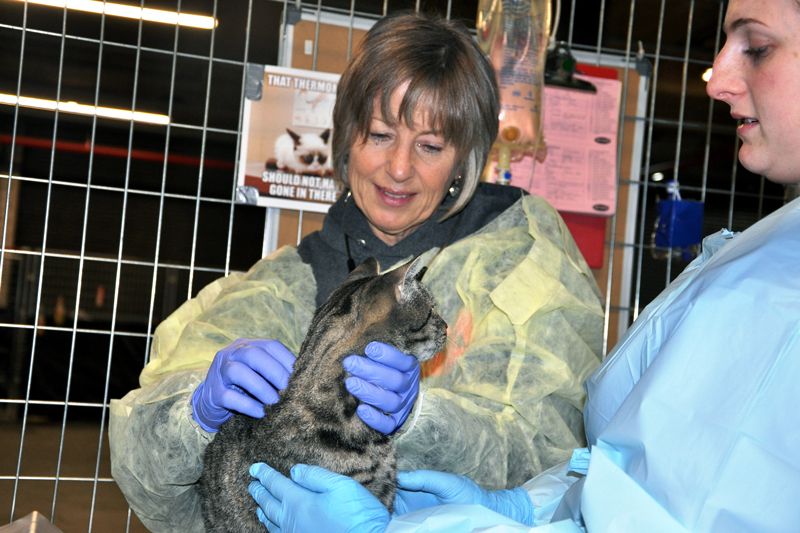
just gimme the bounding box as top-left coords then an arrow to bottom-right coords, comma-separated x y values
706,0 -> 800,184
348,82 -> 458,246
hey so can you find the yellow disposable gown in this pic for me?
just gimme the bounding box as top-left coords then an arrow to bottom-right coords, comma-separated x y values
109,195 -> 603,532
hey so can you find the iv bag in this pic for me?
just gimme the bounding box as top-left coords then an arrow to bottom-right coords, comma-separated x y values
477,0 -> 551,184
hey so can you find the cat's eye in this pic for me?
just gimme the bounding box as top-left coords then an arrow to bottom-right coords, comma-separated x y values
300,152 -> 325,165
409,306 -> 434,332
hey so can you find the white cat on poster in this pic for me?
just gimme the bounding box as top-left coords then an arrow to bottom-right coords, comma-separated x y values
270,128 -> 333,177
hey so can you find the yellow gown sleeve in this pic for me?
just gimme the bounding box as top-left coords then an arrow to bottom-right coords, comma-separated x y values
109,246 -> 316,532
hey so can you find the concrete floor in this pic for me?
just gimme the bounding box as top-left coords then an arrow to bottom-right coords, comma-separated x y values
0,419 -> 148,533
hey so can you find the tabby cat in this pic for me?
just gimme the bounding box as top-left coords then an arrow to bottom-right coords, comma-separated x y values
198,254 -> 447,532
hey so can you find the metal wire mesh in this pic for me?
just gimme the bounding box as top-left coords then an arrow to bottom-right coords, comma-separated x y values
0,0 -> 788,531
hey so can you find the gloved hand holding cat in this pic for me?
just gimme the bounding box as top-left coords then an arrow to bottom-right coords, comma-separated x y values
343,341 -> 422,435
394,470 -> 535,525
248,462 -> 391,532
191,339 -> 296,432
192,338 -> 421,435
249,463 -> 536,531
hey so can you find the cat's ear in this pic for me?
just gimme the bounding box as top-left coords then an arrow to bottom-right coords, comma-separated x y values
287,128 -> 301,144
348,257 -> 380,281
320,128 -> 331,144
394,248 -> 439,302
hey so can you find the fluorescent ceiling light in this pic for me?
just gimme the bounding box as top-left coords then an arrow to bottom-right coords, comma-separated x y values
702,67 -> 713,83
0,93 -> 170,125
19,0 -> 217,30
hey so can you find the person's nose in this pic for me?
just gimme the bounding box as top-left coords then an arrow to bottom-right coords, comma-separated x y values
706,44 -> 743,104
387,140 -> 415,182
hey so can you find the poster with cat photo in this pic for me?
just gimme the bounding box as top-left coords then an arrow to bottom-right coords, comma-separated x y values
237,65 -> 343,213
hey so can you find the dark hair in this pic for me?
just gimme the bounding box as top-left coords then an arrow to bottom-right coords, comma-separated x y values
332,12 -> 500,219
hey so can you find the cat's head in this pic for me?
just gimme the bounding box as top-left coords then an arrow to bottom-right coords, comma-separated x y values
287,128 -> 331,171
310,252 -> 447,362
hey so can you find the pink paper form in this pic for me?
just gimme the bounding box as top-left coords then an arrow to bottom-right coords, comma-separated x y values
509,74 -> 622,216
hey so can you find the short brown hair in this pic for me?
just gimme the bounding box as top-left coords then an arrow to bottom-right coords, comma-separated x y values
332,12 -> 499,219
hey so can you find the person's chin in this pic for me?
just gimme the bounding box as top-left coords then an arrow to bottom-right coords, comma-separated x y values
737,148 -> 796,183
737,145 -> 768,176
373,225 -> 411,245
376,220 -> 408,237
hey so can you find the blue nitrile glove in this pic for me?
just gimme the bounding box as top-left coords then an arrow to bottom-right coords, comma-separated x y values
248,462 -> 390,533
395,470 -> 534,526
191,339 -> 295,432
343,341 -> 421,435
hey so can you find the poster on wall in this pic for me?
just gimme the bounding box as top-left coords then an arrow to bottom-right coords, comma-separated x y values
237,65 -> 343,213
501,73 -> 623,216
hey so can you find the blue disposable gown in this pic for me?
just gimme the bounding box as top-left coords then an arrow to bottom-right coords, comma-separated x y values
580,196 -> 800,531
391,196 -> 800,532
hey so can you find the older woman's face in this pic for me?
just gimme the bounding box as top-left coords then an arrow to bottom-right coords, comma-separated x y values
348,82 -> 457,245
706,0 -> 800,184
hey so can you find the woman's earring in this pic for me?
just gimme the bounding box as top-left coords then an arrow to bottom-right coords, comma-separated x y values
449,176 -> 463,197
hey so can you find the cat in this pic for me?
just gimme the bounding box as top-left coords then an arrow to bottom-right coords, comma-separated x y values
272,127 -> 332,176
198,254 -> 447,533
